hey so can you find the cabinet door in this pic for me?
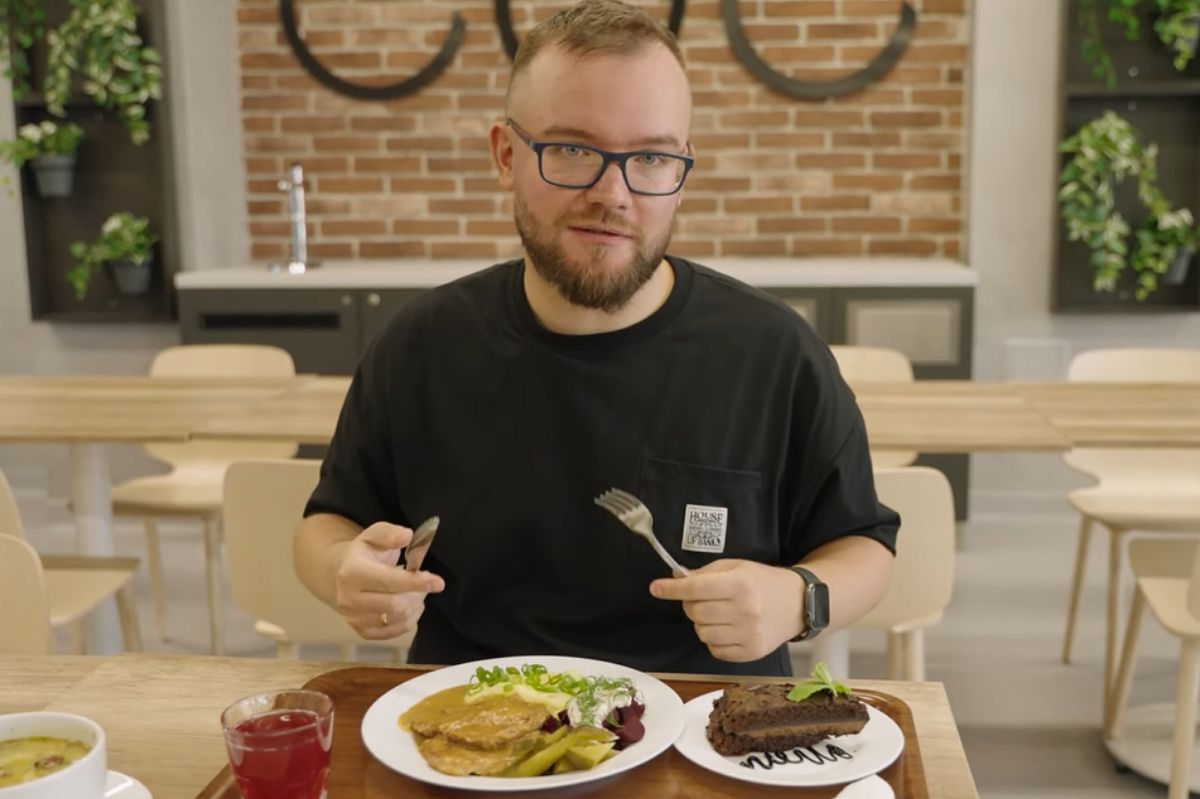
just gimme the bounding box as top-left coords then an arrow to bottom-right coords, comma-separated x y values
359,289 -> 427,352
178,289 -> 361,375
831,287 -> 974,379
762,288 -> 832,341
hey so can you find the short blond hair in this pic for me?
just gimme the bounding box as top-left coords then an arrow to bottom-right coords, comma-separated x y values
506,0 -> 686,108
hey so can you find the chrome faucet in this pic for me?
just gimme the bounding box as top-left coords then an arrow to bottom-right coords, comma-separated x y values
272,162 -> 319,273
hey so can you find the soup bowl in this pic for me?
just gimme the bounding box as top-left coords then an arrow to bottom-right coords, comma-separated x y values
0,712 -> 107,798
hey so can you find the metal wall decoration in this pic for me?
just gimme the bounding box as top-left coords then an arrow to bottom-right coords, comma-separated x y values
280,0 -> 916,102
279,0 -> 465,100
723,0 -> 917,99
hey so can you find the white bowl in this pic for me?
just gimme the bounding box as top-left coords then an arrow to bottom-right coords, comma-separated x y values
0,712 -> 107,799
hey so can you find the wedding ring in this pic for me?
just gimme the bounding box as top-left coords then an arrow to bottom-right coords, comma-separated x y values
379,611 -> 389,627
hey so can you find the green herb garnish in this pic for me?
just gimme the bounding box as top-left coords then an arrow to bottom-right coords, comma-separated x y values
786,661 -> 852,702
466,663 -> 630,702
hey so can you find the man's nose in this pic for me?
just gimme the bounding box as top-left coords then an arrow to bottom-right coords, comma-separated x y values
584,160 -> 633,207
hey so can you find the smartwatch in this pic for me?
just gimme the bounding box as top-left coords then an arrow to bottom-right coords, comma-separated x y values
789,565 -> 830,642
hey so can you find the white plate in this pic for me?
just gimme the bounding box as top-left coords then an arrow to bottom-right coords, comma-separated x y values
361,655 -> 685,792
106,770 -> 151,798
673,690 -> 904,788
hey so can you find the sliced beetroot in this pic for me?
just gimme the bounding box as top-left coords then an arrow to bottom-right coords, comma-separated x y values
540,710 -> 568,733
603,701 -> 647,750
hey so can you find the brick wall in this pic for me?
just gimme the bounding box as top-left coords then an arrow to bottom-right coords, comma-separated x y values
236,0 -> 968,262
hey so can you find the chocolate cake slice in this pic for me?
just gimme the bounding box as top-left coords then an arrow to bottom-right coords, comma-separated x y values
706,683 -> 869,756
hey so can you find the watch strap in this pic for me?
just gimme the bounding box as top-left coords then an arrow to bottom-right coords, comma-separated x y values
789,565 -> 828,642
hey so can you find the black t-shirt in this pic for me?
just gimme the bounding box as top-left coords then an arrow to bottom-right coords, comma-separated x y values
305,256 -> 899,676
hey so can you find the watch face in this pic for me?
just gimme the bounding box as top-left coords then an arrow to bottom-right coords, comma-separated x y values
809,583 -> 831,629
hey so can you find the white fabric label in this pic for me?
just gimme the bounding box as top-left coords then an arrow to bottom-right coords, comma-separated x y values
681,503 -> 728,553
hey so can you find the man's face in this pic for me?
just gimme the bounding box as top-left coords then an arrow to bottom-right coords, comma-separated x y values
493,43 -> 692,312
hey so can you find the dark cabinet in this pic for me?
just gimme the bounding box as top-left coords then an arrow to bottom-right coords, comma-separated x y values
179,289 -> 360,375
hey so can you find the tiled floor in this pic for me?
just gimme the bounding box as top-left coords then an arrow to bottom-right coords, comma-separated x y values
23,502 -> 1188,797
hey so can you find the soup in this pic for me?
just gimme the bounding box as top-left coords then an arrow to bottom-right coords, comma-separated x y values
0,737 -> 92,788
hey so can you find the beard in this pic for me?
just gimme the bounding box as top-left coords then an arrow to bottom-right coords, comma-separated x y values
514,194 -> 672,313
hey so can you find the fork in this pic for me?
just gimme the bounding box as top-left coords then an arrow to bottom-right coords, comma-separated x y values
594,488 -> 690,576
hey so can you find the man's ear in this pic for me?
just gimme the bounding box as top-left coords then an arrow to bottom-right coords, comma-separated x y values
489,121 -> 516,190
677,141 -> 695,208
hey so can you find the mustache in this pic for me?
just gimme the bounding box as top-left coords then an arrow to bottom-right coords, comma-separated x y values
563,215 -> 637,237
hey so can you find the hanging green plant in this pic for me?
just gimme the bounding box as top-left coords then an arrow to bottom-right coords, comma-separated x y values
43,0 -> 163,145
1078,0 -> 1200,86
1059,111 -> 1200,300
1078,0 -> 1144,87
0,0 -> 48,99
1155,0 -> 1200,70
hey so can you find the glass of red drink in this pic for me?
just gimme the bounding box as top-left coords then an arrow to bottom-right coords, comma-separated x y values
221,689 -> 334,799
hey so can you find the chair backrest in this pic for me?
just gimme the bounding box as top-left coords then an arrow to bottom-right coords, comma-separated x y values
852,466 -> 956,631
223,459 -> 366,646
829,346 -> 916,468
145,345 -> 299,468
829,346 -> 915,384
0,536 -> 52,654
0,468 -> 28,543
1063,348 -> 1200,479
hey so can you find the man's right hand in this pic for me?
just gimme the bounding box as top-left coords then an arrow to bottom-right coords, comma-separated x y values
333,522 -> 445,640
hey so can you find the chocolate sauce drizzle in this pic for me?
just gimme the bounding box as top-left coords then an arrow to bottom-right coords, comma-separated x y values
738,743 -> 854,770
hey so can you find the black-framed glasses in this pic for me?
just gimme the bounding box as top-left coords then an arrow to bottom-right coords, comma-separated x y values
506,118 -> 694,197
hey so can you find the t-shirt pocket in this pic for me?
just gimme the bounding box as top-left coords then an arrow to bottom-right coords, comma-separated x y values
637,456 -> 773,571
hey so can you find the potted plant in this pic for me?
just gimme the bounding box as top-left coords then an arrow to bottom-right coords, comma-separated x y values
1134,208 -> 1200,286
0,121 -> 85,197
68,212 -> 158,299
1059,110 -> 1200,299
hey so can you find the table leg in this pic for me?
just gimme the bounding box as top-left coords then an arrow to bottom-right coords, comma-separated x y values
70,442 -> 124,654
812,628 -> 851,677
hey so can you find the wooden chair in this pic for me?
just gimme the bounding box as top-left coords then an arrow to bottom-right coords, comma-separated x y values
109,344 -> 297,654
0,469 -> 141,654
851,466 -> 956,681
829,346 -> 917,468
1056,349 -> 1200,725
223,459 -> 412,660
1109,538 -> 1200,799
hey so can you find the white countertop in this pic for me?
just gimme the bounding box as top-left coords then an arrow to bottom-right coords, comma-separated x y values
175,257 -> 978,290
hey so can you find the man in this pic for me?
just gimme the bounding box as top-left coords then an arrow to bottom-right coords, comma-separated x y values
294,0 -> 899,677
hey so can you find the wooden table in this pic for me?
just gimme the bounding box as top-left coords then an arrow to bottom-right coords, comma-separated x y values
850,382 -> 1071,452
192,376 -> 350,445
1013,381 -> 1200,448
0,654 -> 978,799
191,378 -> 1075,452
191,378 -> 1200,452
0,376 -> 310,652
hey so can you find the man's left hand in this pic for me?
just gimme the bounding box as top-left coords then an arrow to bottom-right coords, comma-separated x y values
650,560 -> 803,663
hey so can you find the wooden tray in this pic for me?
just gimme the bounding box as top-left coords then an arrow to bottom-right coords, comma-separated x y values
197,667 -> 929,798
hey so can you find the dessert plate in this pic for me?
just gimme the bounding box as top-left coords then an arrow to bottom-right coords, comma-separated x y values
672,690 -> 904,787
